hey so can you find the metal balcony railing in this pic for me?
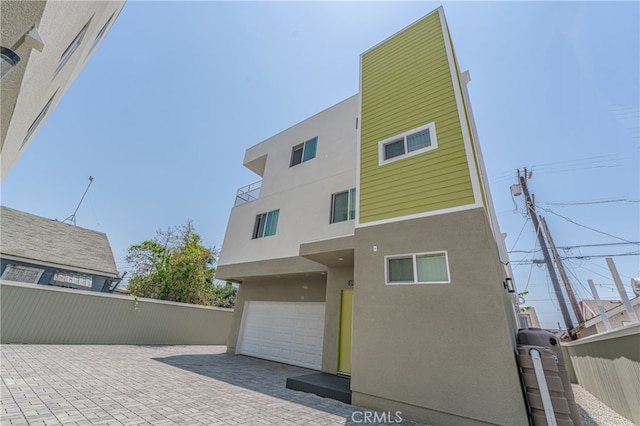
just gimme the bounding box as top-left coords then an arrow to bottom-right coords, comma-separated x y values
235,180 -> 262,206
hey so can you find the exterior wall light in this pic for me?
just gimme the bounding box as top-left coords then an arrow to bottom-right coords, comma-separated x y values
0,47 -> 21,81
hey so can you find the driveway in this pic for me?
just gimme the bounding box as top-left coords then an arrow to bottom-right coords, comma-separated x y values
1,345 -> 419,426
1,345 -> 632,426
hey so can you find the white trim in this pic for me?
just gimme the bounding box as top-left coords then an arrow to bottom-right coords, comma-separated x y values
438,8 -> 483,208
377,122 -> 438,166
355,55 -> 363,228
384,250 -> 451,285
460,70 -> 507,262
356,202 -> 483,229
235,300 -> 251,355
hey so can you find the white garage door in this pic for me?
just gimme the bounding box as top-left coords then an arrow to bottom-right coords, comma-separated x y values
237,301 -> 325,370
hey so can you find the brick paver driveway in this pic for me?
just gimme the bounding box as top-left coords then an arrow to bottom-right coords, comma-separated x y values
1,345 -> 420,426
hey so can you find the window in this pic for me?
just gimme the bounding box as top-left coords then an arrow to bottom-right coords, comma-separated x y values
1,264 -> 44,284
253,209 -> 279,239
290,137 -> 317,166
52,270 -> 92,288
386,251 -> 450,284
54,22 -> 89,76
330,188 -> 356,223
22,93 -> 56,146
87,12 -> 115,57
378,122 -> 438,165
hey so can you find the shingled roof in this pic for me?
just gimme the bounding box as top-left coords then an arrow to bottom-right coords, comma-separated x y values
0,206 -> 118,277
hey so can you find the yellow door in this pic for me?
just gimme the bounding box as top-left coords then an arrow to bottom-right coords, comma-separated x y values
338,289 -> 353,374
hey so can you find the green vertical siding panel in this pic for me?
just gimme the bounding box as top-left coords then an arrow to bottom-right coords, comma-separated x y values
359,10 -> 475,224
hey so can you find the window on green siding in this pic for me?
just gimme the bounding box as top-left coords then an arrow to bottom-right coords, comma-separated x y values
379,122 -> 437,165
290,137 -> 318,166
383,139 -> 405,160
253,209 -> 279,239
330,188 -> 356,223
386,251 -> 450,284
406,128 -> 431,152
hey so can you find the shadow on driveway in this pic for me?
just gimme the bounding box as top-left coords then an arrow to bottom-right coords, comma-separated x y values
153,352 -> 421,426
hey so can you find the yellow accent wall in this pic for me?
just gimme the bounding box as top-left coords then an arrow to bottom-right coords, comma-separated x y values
359,10 -> 475,224
338,289 -> 353,373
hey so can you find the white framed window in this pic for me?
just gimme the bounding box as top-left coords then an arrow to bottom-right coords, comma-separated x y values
52,270 -> 92,287
330,188 -> 356,224
54,22 -> 89,76
385,251 -> 450,285
378,122 -> 438,165
253,209 -> 279,239
290,137 -> 318,167
22,93 -> 56,147
1,264 -> 45,283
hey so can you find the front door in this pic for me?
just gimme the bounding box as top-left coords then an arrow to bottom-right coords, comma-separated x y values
338,289 -> 353,374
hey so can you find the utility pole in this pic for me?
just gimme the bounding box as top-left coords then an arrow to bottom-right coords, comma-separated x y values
517,169 -> 576,338
540,216 -> 585,325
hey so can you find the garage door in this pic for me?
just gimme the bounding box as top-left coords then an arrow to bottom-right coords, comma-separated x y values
237,301 -> 325,370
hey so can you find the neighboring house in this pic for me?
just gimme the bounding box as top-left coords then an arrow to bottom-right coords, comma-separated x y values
0,0 -> 126,181
0,206 -> 120,293
581,298 -> 626,321
520,306 -> 542,329
216,7 -> 528,425
581,297 -> 640,337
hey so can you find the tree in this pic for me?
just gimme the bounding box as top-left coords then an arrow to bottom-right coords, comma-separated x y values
126,221 -> 218,306
212,282 -> 237,308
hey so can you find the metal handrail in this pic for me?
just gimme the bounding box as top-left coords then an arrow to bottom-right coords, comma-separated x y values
235,180 -> 262,206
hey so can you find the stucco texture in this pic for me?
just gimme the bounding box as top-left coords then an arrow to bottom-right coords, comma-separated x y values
351,207 -> 528,425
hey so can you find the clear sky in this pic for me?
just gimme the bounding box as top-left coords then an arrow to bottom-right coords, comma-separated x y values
2,1 -> 638,329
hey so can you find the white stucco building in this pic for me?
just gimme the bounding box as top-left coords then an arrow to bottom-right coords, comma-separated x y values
1,0 -> 126,181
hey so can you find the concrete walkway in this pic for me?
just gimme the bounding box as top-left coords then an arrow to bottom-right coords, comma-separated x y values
1,345 -> 632,426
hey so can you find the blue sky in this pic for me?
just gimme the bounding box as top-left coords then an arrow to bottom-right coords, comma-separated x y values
2,1 -> 638,329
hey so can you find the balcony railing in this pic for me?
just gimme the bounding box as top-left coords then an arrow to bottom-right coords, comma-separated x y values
235,180 -> 262,206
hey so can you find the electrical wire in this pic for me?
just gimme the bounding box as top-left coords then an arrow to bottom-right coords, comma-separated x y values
522,232 -> 539,293
511,252 -> 640,263
509,242 -> 640,254
537,205 -> 635,244
546,199 -> 639,206
509,217 -> 530,252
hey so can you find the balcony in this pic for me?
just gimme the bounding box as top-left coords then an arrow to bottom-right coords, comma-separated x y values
235,180 -> 262,206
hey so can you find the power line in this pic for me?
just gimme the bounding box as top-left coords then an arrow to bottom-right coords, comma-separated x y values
511,252 -> 640,263
546,199 -> 639,206
509,241 -> 640,254
537,205 -> 635,244
509,217 -> 531,252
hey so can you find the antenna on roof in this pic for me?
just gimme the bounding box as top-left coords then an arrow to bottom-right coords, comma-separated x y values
62,176 -> 94,225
